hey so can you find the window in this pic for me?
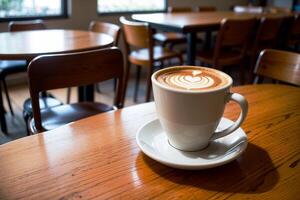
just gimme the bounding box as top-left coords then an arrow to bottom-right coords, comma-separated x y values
98,0 -> 167,14
0,0 -> 68,21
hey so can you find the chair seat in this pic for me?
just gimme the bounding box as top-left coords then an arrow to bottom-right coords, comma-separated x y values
197,49 -> 242,67
129,46 -> 181,66
23,96 -> 63,116
0,60 -> 27,77
153,32 -> 186,44
23,96 -> 64,135
29,102 -> 115,132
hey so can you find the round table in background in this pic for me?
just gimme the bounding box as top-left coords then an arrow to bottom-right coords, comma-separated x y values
0,29 -> 113,60
0,29 -> 114,133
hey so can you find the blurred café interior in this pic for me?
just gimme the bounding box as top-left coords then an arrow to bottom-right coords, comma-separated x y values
0,0 -> 299,198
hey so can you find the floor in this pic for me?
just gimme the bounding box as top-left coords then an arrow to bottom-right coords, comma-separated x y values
0,61 -> 245,145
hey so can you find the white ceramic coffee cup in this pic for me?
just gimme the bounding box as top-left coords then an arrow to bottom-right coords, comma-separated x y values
152,66 -> 248,151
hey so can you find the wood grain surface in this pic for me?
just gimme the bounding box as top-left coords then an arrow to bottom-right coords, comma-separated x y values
132,11 -> 289,32
0,84 -> 299,199
0,29 -> 114,61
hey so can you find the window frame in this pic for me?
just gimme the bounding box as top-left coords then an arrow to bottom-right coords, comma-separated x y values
97,0 -> 168,16
0,0 -> 69,22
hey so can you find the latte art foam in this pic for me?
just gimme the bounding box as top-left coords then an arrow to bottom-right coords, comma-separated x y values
157,69 -> 228,91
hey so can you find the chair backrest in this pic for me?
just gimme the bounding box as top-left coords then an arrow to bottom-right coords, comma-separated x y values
8,20 -> 46,32
197,6 -> 216,12
252,16 -> 283,52
254,49 -> 300,86
89,21 -> 121,46
167,7 -> 193,13
28,47 -> 125,131
213,18 -> 256,64
120,16 -> 153,49
216,18 -> 256,47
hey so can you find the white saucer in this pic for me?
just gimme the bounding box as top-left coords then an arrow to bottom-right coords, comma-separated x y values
136,118 -> 248,170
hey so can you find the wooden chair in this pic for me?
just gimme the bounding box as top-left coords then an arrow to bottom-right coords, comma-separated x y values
248,16 -> 284,82
89,21 -> 121,46
8,20 -> 64,134
196,18 -> 257,84
66,21 -> 121,103
153,7 -> 193,50
8,20 -> 46,32
254,49 -> 300,86
197,6 -> 216,12
28,47 -> 125,133
120,17 -> 183,102
1,20 -> 60,132
90,21 -> 121,91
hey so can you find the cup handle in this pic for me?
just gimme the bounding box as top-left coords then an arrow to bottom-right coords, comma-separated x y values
210,93 -> 248,141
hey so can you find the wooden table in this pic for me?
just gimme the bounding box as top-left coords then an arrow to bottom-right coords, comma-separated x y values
0,29 -> 113,61
0,84 -> 299,199
0,85 -> 300,199
0,29 -> 114,133
132,11 -> 288,65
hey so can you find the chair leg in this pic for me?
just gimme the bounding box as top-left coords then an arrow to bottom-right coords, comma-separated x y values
95,83 -> 101,93
253,75 -> 264,84
134,65 -> 141,102
113,78 -> 117,92
145,66 -> 154,102
0,82 -> 8,134
2,79 -> 14,116
23,114 -> 31,136
248,54 -> 257,84
66,87 -> 71,104
122,62 -> 131,105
